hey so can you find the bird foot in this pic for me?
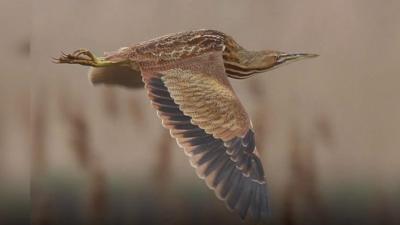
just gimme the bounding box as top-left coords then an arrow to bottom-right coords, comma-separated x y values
53,49 -> 116,67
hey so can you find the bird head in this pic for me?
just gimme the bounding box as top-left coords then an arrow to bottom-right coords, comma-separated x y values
225,49 -> 318,79
254,50 -> 319,72
272,51 -> 319,68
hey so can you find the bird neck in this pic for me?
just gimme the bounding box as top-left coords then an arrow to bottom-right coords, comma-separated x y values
223,49 -> 276,79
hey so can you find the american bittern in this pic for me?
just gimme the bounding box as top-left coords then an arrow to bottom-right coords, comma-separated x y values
55,29 -> 318,224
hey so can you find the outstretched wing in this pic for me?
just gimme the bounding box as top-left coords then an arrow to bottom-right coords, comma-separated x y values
141,52 -> 269,223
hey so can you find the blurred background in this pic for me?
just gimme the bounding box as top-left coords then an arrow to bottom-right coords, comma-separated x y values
1,0 -> 400,224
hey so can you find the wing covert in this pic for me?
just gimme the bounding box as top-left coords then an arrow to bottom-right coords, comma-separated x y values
161,67 -> 249,141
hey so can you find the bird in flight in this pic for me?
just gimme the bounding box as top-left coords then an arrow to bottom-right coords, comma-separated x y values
55,29 -> 318,224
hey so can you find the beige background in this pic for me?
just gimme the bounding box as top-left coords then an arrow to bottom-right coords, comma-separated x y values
1,0 -> 400,224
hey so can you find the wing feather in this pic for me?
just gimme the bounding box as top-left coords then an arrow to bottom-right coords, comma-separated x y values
141,52 -> 269,223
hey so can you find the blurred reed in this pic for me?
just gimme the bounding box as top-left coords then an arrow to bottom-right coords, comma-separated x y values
60,92 -> 109,225
153,129 -> 173,189
128,95 -> 145,127
281,117 -> 333,225
87,164 -> 108,225
32,197 -> 56,225
370,188 -> 398,225
32,91 -> 48,174
102,87 -> 120,119
148,127 -> 179,225
64,109 -> 91,168
31,90 -> 56,225
0,110 -> 3,178
314,114 -> 334,147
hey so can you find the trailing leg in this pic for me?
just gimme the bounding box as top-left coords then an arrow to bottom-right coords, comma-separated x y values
54,49 -> 122,67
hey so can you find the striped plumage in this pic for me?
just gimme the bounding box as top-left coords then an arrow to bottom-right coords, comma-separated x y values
55,29 -> 318,224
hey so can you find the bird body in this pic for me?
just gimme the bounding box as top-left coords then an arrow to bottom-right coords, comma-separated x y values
55,29 -> 318,224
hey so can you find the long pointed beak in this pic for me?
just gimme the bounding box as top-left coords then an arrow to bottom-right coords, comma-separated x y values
277,53 -> 319,64
294,53 -> 319,58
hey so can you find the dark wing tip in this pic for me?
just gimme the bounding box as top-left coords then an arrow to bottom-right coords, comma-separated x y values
219,169 -> 270,224
145,76 -> 270,223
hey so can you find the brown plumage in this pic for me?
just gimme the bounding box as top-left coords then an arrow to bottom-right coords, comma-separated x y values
55,29 -> 318,224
